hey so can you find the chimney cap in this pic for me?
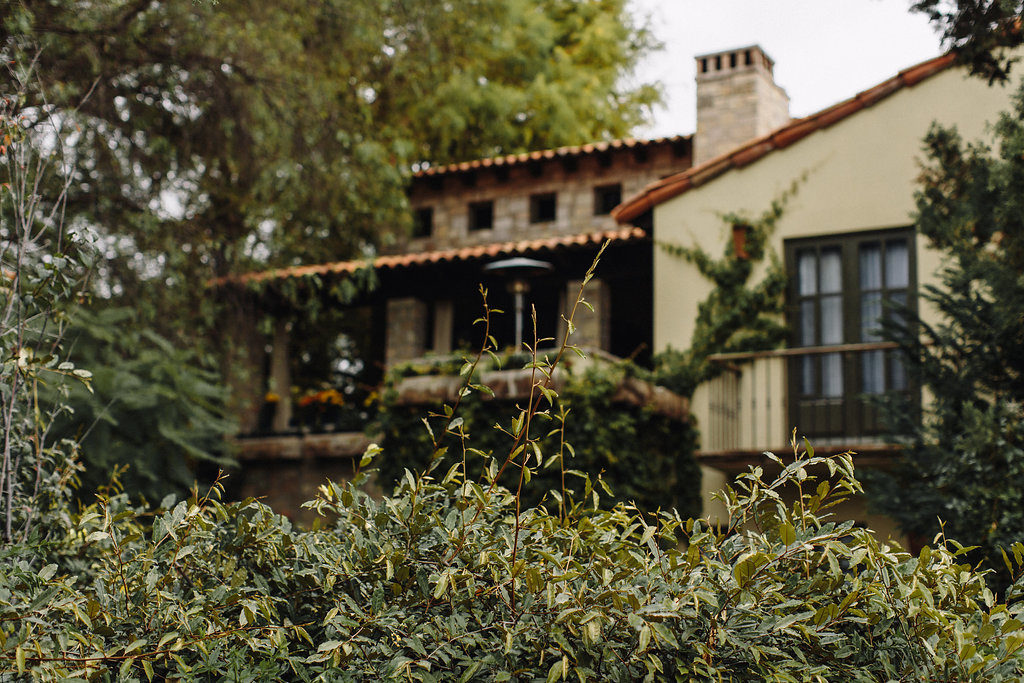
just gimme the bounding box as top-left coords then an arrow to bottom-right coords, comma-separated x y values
695,44 -> 775,76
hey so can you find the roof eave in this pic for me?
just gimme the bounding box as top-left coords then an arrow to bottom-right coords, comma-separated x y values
612,51 -> 957,224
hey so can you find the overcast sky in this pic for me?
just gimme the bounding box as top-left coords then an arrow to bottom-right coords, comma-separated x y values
628,1 -> 945,137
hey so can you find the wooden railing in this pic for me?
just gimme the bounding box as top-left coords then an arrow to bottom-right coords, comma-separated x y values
696,342 -> 901,455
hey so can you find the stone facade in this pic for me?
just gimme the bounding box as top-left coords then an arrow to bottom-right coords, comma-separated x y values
385,297 -> 430,365
401,139 -> 690,253
378,139 -> 691,365
694,45 -> 790,166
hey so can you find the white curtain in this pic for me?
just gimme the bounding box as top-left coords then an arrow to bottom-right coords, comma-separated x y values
885,241 -> 909,288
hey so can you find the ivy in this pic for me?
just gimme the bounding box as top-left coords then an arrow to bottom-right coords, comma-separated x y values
651,183 -> 795,397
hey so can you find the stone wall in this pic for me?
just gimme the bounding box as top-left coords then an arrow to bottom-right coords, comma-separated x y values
385,297 -> 429,366
694,45 -> 790,166
401,139 -> 690,252
229,431 -> 383,525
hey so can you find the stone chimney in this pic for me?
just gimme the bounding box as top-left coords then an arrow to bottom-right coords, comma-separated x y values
694,45 -> 790,166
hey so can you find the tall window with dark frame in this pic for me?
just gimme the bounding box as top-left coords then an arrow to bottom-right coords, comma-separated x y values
529,193 -> 557,223
468,200 -> 493,231
787,228 -> 915,440
412,207 -> 433,239
593,183 -> 622,215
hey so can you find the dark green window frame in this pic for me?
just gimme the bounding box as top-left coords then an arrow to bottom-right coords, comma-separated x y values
784,226 -> 917,441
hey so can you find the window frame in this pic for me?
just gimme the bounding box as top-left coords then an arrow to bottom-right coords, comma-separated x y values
468,200 -> 494,232
593,183 -> 623,216
784,226 -> 918,440
412,206 -> 433,239
529,192 -> 557,224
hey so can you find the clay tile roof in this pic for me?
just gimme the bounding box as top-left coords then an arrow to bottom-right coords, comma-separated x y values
612,52 -> 956,224
413,135 -> 690,178
213,226 -> 647,286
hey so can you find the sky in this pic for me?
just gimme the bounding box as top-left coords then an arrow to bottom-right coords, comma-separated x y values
628,1 -> 945,138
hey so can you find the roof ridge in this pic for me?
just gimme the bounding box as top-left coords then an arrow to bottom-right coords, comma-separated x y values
612,51 -> 956,224
414,134 -> 691,178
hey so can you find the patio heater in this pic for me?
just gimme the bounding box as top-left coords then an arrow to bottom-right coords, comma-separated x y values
483,257 -> 554,349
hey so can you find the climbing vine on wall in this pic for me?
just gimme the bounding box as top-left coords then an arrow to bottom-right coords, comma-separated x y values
651,183 -> 797,397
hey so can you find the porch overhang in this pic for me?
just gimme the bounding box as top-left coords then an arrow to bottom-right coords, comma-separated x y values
212,227 -> 647,287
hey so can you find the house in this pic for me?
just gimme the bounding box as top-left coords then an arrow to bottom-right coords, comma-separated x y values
221,45 -> 793,512
221,43 -> 1010,530
612,50 -> 1015,538
224,44 -> 790,425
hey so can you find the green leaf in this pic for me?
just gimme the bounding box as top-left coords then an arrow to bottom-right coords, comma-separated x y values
546,657 -> 565,683
433,571 -> 449,600
638,623 -> 651,651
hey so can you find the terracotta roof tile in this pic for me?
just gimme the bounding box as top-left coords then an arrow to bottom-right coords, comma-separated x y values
214,227 -> 646,286
612,52 -> 956,224
413,135 -> 690,178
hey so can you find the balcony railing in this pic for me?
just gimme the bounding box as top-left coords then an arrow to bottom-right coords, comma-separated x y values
696,342 -> 906,457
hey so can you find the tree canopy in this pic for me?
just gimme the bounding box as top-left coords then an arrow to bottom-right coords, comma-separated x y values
912,0 -> 1024,82
868,83 -> 1024,593
3,0 -> 659,334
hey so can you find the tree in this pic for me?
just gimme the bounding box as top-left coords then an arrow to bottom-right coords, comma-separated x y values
3,0 -> 659,342
867,83 -> 1024,592
911,0 -> 1024,83
46,309 -> 236,501
0,54 -> 89,543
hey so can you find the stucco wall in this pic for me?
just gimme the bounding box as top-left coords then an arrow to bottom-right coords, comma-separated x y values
654,66 -> 1014,353
654,63 -> 1015,533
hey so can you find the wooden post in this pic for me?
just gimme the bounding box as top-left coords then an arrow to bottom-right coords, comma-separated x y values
270,320 -> 292,432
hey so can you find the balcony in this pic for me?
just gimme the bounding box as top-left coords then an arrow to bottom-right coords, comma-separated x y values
695,342 -> 908,469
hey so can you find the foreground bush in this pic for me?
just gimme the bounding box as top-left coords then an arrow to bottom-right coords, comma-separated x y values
376,358 -> 701,518
3,441 -> 1024,681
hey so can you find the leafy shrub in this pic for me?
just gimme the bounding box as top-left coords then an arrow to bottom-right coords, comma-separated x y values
46,308 -> 236,500
1,58 -> 89,544
374,359 -> 701,518
4,441 -> 1024,680
869,85 -> 1024,593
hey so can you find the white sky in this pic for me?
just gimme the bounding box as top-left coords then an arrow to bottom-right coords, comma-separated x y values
629,1 -> 945,137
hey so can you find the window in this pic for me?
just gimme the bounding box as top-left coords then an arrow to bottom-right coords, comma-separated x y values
593,183 -> 622,215
529,193 -> 557,223
412,207 -> 433,238
786,228 -> 915,439
468,200 -> 493,231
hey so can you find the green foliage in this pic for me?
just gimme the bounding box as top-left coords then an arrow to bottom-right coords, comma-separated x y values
652,189 -> 791,397
5,441 -> 1024,679
44,308 -> 236,501
0,60 -> 88,544
869,82 -> 1024,593
375,359 -> 701,519
4,0 -> 660,345
911,0 -> 1024,83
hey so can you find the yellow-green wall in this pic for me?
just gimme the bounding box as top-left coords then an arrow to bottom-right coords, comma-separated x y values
654,65 -> 1014,352
655,64 -> 1015,537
